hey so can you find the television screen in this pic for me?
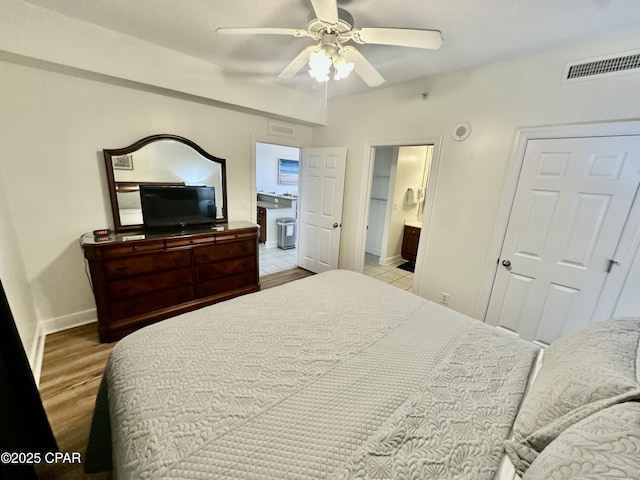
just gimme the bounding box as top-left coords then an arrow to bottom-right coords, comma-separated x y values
139,185 -> 216,230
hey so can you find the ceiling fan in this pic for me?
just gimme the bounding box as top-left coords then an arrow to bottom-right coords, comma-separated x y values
216,0 -> 443,87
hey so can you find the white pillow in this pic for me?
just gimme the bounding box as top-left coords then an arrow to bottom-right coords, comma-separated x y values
523,402 -> 640,479
504,317 -> 640,475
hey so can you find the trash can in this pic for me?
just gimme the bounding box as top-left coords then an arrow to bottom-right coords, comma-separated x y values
277,218 -> 296,249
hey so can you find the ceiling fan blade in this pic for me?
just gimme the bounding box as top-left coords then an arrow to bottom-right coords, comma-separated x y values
278,45 -> 319,79
310,0 -> 339,24
351,27 -> 443,50
342,47 -> 385,87
216,27 -> 310,38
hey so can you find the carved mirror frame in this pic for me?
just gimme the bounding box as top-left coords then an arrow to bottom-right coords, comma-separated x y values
104,134 -> 228,233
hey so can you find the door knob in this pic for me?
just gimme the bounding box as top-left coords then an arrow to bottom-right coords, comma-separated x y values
502,259 -> 511,267
332,222 -> 339,229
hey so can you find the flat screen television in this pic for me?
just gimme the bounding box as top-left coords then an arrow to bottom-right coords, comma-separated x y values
139,185 -> 216,230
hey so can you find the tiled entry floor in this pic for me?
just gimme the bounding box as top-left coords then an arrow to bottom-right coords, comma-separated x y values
258,247 -> 414,292
363,252 -> 414,291
259,243 -> 298,275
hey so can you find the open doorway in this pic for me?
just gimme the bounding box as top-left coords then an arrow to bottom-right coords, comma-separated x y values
255,142 -> 301,276
363,144 -> 434,291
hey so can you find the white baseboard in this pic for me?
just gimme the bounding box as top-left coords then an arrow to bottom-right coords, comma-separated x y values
29,322 -> 46,386
31,309 -> 97,386
39,308 -> 97,335
380,254 -> 402,266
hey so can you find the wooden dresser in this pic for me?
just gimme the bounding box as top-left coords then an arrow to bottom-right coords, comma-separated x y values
81,221 -> 260,342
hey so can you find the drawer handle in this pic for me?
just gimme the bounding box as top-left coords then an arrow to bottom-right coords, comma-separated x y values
120,287 -> 132,296
116,267 -> 129,274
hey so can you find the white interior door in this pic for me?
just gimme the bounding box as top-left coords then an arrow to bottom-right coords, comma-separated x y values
297,147 -> 347,273
486,136 -> 640,344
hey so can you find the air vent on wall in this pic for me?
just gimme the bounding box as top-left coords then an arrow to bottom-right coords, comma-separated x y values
563,50 -> 640,83
268,120 -> 296,138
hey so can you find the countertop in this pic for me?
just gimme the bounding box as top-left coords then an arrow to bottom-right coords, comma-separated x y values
257,201 -> 296,210
257,192 -> 297,200
405,219 -> 423,229
257,192 -> 297,210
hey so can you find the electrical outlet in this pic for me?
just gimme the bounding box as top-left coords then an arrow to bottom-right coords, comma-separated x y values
241,201 -> 248,210
440,292 -> 450,305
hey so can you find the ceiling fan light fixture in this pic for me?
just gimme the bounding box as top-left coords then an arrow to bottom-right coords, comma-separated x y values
333,55 -> 355,80
308,49 -> 332,82
309,68 -> 330,82
309,49 -> 332,69
307,48 -> 354,82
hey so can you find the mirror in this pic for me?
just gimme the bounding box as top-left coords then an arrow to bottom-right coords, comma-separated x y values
104,134 -> 228,232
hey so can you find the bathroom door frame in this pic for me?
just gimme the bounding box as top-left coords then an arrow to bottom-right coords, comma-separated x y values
356,136 -> 443,294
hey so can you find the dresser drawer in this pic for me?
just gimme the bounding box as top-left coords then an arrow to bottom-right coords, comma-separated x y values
110,285 -> 195,321
107,267 -> 193,300
104,250 -> 191,279
196,257 -> 255,282
193,239 -> 255,264
214,230 -> 258,244
100,240 -> 165,258
197,271 -> 256,298
81,224 -> 259,342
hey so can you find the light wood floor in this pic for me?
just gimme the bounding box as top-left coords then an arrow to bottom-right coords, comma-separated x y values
36,267 -> 313,479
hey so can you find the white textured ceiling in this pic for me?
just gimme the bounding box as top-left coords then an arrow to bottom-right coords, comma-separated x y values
22,0 -> 640,98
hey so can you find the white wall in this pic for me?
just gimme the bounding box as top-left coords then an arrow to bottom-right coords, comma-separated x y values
0,183 -> 41,369
0,58 -> 312,338
256,143 -> 301,196
365,148 -> 393,257
0,0 -> 326,126
313,32 -> 640,318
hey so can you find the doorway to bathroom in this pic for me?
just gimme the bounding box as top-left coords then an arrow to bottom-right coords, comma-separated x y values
363,144 -> 435,291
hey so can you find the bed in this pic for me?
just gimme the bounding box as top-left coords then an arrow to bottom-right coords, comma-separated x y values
85,270 -> 640,479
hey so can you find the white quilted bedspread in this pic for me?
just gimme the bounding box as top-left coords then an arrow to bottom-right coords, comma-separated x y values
89,270 -> 538,479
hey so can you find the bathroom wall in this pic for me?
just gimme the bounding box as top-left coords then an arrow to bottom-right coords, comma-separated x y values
365,147 -> 395,256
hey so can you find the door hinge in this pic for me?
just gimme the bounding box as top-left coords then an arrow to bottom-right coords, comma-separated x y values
606,259 -> 620,273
